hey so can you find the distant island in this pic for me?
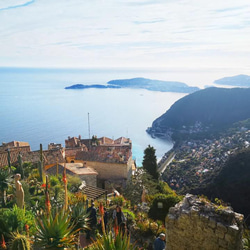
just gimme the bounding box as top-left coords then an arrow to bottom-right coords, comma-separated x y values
65,84 -> 121,89
214,74 -> 250,87
65,77 -> 200,93
148,87 -> 250,139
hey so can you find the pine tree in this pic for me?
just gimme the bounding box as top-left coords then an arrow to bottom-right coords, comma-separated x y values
142,145 -> 159,180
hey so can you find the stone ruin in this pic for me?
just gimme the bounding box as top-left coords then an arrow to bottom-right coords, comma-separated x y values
166,194 -> 244,250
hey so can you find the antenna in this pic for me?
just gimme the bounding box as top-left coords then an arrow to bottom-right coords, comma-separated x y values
88,113 -> 91,147
88,113 -> 91,139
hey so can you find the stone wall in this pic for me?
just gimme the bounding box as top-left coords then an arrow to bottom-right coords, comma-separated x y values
79,174 -> 97,187
76,157 -> 133,181
166,194 -> 244,250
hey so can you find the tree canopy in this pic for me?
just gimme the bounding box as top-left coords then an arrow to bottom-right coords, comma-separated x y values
142,145 -> 159,180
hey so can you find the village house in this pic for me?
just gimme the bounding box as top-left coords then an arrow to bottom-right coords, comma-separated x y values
65,136 -> 134,191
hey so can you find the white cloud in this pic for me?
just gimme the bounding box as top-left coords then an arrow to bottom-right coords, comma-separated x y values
0,0 -> 250,70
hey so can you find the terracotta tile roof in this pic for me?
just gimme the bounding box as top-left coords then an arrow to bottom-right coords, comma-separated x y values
75,145 -> 132,163
0,141 -> 31,167
65,136 -> 131,151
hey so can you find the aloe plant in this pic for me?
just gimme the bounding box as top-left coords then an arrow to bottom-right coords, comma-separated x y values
86,231 -> 139,250
35,209 -> 79,249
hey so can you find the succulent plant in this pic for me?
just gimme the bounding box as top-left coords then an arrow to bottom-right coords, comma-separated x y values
35,208 -> 79,249
10,232 -> 30,250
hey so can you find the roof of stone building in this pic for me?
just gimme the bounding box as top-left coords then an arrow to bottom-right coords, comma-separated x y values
46,163 -> 98,176
65,136 -> 131,149
98,137 -> 115,145
65,147 -> 88,157
114,137 -> 131,145
0,141 -> 31,167
75,144 -> 132,163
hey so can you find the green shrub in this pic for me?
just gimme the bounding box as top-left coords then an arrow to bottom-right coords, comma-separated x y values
67,175 -> 82,192
112,196 -> 125,206
148,194 -> 181,222
49,175 -> 61,187
122,209 -> 135,227
0,205 -> 35,238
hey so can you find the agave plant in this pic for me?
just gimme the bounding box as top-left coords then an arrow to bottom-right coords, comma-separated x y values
35,209 -> 79,249
243,236 -> 250,250
86,231 -> 139,250
69,203 -> 89,232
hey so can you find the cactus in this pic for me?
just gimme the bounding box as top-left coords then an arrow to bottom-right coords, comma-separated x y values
38,143 -> 44,182
10,232 -> 30,250
18,152 -> 24,179
38,160 -> 43,182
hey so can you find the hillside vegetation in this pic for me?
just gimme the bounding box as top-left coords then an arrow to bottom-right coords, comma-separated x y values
152,87 -> 250,132
194,148 -> 250,218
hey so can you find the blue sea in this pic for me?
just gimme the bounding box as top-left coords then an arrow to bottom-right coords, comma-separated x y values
0,67 -> 196,165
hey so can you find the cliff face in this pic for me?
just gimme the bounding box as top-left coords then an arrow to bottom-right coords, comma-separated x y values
166,194 -> 244,250
151,87 -> 250,133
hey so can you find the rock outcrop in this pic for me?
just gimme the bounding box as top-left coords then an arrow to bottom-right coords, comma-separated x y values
166,194 -> 244,250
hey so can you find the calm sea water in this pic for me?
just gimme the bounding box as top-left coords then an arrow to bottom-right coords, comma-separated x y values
0,67 -> 201,165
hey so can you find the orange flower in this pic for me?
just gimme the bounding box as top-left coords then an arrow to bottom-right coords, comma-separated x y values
45,192 -> 51,213
25,224 -> 29,231
99,202 -> 104,216
114,224 -> 119,236
62,170 -> 67,184
1,235 -> 6,249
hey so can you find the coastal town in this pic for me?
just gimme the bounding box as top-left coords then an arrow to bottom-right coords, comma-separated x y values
160,126 -> 250,193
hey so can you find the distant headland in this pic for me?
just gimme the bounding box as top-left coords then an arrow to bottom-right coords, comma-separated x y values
65,77 -> 200,93
214,74 -> 250,87
65,84 -> 121,89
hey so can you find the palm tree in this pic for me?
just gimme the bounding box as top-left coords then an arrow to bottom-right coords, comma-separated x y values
0,168 -> 11,207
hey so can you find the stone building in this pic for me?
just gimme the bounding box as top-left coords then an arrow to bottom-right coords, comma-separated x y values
66,136 -> 134,191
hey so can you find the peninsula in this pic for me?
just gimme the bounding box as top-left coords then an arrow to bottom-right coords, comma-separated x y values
148,87 -> 250,140
65,84 -> 121,89
65,77 -> 200,93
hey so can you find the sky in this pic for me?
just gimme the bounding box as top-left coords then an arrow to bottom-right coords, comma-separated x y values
0,0 -> 250,73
